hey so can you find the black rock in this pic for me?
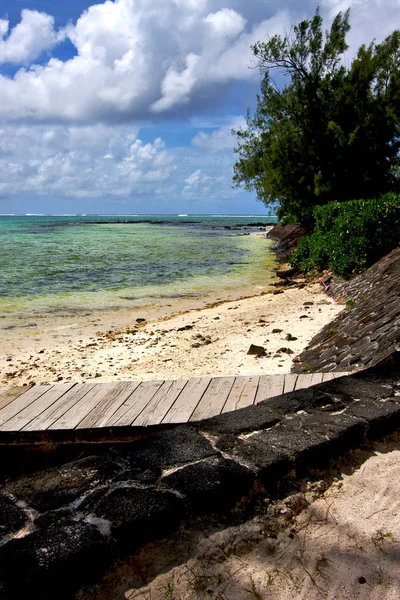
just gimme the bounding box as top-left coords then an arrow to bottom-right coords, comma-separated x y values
161,457 -> 254,514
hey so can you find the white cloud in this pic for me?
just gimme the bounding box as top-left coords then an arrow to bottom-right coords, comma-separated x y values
0,0 -> 290,122
192,115 -> 246,152
0,124 -> 177,198
0,10 -> 60,64
321,0 -> 400,56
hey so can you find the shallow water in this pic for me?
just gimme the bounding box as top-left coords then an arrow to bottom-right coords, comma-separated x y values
0,215 -> 278,327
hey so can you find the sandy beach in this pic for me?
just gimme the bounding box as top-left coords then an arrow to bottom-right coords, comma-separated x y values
1,279 -> 342,387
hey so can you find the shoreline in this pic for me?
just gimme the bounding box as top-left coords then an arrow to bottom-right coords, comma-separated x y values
1,280 -> 343,387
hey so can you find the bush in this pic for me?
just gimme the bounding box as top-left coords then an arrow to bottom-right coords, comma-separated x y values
290,194 -> 400,278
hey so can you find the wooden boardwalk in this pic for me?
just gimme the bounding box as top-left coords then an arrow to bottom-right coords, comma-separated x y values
0,372 -> 347,441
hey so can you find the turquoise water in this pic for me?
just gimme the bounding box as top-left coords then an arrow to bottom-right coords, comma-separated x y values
0,214 -> 278,319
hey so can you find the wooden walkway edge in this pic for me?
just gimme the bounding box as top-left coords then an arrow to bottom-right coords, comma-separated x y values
0,372 -> 348,444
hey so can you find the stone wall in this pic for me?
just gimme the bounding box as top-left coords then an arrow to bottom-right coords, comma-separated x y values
292,247 -> 400,373
0,364 -> 399,599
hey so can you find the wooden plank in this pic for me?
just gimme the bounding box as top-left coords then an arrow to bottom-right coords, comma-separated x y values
283,374 -> 298,394
76,381 -> 142,429
0,386 -> 31,411
333,371 -> 348,378
190,376 -> 235,421
310,373 -> 324,386
49,383 -> 118,430
0,383 -> 76,431
23,383 -> 97,431
0,385 -> 53,426
133,379 -> 188,427
322,372 -> 336,382
222,376 -> 259,413
109,380 -> 164,427
295,374 -> 313,390
255,374 -> 285,404
0,387 -> 9,397
162,377 -> 211,424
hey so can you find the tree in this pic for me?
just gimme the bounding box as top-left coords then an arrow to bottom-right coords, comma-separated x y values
233,8 -> 400,226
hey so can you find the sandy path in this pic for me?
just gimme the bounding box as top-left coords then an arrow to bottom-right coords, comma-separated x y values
1,281 -> 341,386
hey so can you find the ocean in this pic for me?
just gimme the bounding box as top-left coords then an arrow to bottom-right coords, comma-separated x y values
0,214 -> 278,326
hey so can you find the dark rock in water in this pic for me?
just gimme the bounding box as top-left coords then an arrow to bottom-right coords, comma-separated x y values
286,333 -> 298,341
272,328 -> 283,334
0,494 -> 28,537
177,324 -> 193,331
299,315 -> 309,319
303,301 -> 314,306
136,318 -> 146,323
278,347 -> 294,354
247,344 -> 266,357
276,263 -> 295,278
273,290 -> 284,295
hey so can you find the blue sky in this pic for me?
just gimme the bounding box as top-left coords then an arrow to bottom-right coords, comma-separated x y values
1,0 -> 399,214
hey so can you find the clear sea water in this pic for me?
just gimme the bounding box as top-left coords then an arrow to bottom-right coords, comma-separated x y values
0,214 -> 278,323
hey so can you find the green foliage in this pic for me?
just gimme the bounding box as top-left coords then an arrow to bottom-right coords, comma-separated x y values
233,9 -> 400,226
290,194 -> 400,278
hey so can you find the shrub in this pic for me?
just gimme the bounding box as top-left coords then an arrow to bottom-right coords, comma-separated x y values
290,194 -> 400,278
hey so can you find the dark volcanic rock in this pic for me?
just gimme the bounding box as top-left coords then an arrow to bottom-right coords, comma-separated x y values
162,457 -> 254,513
7,456 -> 120,512
247,344 -> 267,356
232,439 -> 293,485
262,387 -> 337,415
252,418 -> 329,466
113,426 -> 218,469
267,223 -> 308,259
346,399 -> 400,439
0,519 -> 110,599
85,484 -> 183,548
0,494 -> 28,537
200,404 -> 280,435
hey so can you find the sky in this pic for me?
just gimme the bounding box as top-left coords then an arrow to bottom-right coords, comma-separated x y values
1,0 -> 399,215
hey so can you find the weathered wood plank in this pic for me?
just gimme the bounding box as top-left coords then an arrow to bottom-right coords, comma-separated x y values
222,376 -> 259,413
110,381 -> 164,427
49,383 -> 118,430
0,386 -> 31,411
76,381 -> 142,429
161,377 -> 211,424
190,376 -> 235,421
283,374 -> 298,394
0,383 -> 76,431
0,387 -> 9,397
23,383 -> 97,431
321,372 -> 336,382
295,373 -> 314,390
255,374 -> 285,404
133,379 -> 188,427
0,385 -> 53,426
310,372 -> 324,386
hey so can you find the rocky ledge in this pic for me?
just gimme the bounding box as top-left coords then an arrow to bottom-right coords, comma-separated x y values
0,359 -> 399,599
292,247 -> 400,373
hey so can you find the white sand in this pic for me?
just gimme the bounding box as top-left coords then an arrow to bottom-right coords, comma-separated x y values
126,438 -> 400,600
1,282 -> 341,386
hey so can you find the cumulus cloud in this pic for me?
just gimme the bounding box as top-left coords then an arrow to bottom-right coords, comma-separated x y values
0,0 -> 292,122
0,10 -> 61,64
0,124 -> 177,198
